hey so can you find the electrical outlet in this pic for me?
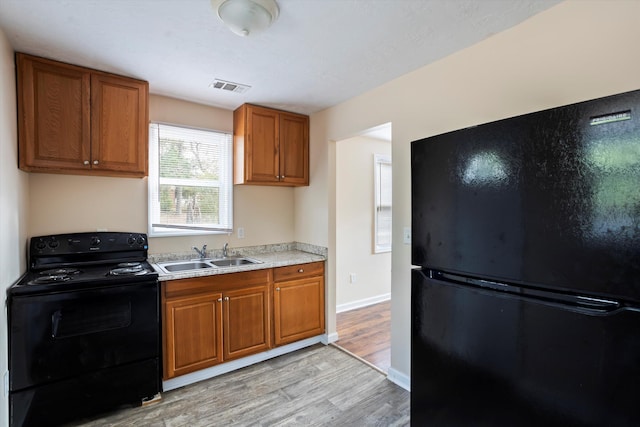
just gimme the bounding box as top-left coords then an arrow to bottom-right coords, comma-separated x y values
403,227 -> 411,245
237,227 -> 245,239
349,273 -> 357,284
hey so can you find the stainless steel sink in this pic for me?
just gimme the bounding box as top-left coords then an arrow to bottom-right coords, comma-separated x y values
211,257 -> 261,267
158,260 -> 215,273
157,257 -> 261,274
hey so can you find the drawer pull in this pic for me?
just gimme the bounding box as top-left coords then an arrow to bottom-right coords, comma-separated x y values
298,269 -> 304,273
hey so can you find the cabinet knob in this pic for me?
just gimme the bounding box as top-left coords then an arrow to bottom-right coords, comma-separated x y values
217,298 -> 222,302
282,176 -> 286,179
276,175 -> 280,179
276,287 -> 280,291
298,269 -> 304,273
93,160 -> 99,165
83,160 -> 90,165
224,296 -> 229,301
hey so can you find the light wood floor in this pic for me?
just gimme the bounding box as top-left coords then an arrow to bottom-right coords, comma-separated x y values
68,344 -> 409,427
335,300 -> 391,373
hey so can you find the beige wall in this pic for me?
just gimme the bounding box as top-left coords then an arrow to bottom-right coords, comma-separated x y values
300,1 -> 640,383
4,1 -> 640,411
28,95 -> 295,254
0,26 -> 29,427
336,135 -> 391,309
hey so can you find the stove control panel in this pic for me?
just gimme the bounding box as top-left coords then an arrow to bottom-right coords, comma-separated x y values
127,234 -> 146,246
30,232 -> 149,257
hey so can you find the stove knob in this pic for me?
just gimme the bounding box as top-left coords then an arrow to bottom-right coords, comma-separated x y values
127,236 -> 136,245
48,239 -> 59,249
35,240 -> 46,250
136,235 -> 146,246
91,237 -> 101,247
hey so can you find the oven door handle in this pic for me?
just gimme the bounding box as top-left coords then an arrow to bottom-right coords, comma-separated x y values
51,310 -> 62,338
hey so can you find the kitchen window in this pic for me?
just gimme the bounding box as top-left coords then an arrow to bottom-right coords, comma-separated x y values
374,153 -> 392,253
148,123 -> 233,236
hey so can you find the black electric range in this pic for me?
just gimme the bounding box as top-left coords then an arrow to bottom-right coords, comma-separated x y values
8,232 -> 161,427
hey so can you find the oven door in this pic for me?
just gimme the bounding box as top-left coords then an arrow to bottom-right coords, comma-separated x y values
9,281 -> 159,391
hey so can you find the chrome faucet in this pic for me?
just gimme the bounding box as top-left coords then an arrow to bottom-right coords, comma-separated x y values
193,244 -> 207,259
222,243 -> 229,258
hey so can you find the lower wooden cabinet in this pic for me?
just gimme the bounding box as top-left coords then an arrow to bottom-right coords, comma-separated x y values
274,262 -> 325,346
162,270 -> 271,379
223,285 -> 271,361
162,262 -> 324,379
164,292 -> 223,378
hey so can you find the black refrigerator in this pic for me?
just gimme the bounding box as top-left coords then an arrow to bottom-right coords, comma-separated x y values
411,89 -> 640,426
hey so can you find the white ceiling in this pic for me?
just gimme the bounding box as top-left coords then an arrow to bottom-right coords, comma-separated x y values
0,0 -> 561,115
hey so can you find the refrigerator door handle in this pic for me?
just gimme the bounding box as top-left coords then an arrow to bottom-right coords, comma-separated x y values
517,288 -> 621,313
435,270 -> 621,313
574,296 -> 620,311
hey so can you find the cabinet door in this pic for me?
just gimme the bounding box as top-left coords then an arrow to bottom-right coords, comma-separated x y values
164,292 -> 223,379
91,73 -> 148,176
17,54 -> 91,172
245,105 -> 280,183
274,275 -> 325,346
279,112 -> 309,186
223,285 -> 271,360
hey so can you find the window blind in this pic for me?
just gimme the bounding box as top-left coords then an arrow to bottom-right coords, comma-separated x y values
374,154 -> 392,252
148,123 -> 233,235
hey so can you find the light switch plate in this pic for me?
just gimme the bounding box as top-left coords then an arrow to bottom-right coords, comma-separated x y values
237,227 -> 245,239
403,227 -> 411,245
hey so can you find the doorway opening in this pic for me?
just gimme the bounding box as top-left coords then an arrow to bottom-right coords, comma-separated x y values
333,122 -> 392,373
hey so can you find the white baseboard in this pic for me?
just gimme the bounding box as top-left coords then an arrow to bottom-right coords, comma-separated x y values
386,366 -> 410,391
336,293 -> 391,313
322,332 -> 339,344
162,336 -> 324,391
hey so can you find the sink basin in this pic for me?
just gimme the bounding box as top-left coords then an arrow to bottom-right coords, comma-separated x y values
157,257 -> 262,274
158,261 -> 215,273
211,257 -> 261,267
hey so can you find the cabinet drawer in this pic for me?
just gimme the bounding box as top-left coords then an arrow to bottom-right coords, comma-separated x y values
164,269 -> 272,299
274,262 -> 324,282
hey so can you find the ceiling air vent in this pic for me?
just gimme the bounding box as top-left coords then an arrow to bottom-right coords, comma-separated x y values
209,79 -> 251,94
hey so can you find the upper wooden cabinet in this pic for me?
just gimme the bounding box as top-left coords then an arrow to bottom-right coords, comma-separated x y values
233,104 -> 309,186
16,53 -> 149,177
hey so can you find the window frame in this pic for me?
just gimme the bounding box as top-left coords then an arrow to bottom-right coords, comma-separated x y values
373,153 -> 392,253
148,122 -> 233,238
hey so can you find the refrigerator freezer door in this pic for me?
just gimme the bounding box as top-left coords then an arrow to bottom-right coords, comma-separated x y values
411,269 -> 640,426
411,89 -> 640,302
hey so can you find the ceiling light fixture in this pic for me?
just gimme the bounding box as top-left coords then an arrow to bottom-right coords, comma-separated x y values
212,0 -> 279,37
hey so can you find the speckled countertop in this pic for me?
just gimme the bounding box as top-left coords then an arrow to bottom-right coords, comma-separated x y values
149,242 -> 327,281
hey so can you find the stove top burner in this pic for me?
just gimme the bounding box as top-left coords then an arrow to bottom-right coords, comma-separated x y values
29,275 -> 72,285
116,262 -> 141,268
110,262 -> 147,276
40,268 -> 81,276
29,268 -> 81,285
